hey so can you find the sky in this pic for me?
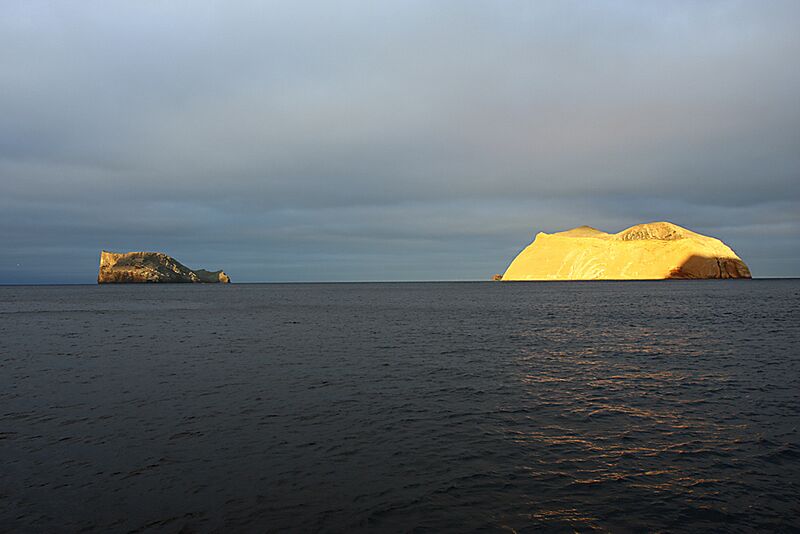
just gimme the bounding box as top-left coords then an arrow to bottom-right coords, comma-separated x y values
1,1 -> 798,283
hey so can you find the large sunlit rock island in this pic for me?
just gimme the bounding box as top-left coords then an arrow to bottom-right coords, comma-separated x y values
500,222 -> 751,281
98,251 -> 231,283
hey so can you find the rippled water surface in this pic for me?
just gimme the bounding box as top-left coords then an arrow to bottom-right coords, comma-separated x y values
1,281 -> 799,532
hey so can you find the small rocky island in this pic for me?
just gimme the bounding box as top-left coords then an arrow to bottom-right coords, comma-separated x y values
501,222 -> 751,281
98,251 -> 231,283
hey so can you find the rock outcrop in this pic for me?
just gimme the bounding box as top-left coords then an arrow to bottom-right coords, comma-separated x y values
98,251 -> 231,284
501,222 -> 751,281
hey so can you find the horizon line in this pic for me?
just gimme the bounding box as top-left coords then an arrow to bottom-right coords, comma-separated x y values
2,277 -> 799,287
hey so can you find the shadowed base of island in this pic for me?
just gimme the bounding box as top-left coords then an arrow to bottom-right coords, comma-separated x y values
667,254 -> 751,279
499,255 -> 751,281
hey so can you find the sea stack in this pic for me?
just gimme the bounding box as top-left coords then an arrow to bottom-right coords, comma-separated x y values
98,251 -> 231,283
501,222 -> 751,281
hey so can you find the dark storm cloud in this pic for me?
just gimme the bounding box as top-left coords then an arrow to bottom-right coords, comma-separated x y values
1,0 -> 799,282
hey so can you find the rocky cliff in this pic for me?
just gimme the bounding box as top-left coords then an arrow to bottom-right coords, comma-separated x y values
501,222 -> 751,281
98,251 -> 231,283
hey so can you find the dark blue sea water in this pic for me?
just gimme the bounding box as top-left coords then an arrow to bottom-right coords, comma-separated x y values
1,281 -> 799,532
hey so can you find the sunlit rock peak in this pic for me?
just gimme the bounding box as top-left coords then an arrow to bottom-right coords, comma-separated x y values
501,221 -> 751,281
98,251 -> 231,284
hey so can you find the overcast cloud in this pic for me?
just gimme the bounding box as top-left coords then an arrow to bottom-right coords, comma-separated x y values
1,0 -> 798,282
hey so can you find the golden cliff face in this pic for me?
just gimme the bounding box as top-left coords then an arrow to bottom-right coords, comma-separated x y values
98,251 -> 231,283
501,222 -> 751,281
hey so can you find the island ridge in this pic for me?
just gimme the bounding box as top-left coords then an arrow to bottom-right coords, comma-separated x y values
98,251 -> 230,283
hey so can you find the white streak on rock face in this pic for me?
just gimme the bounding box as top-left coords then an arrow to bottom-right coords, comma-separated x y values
501,222 -> 751,281
97,251 -> 231,284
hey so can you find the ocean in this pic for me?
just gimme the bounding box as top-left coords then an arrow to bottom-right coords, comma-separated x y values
1,281 -> 798,532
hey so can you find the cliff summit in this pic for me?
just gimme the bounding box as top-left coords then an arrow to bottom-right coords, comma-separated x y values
501,222 -> 751,281
98,251 -> 231,284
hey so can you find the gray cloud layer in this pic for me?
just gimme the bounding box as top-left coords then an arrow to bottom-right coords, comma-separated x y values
2,1 -> 799,282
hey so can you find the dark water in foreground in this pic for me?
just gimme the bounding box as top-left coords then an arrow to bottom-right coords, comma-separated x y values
1,281 -> 799,533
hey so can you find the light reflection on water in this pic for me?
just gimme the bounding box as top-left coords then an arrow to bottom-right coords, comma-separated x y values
0,281 -> 798,532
